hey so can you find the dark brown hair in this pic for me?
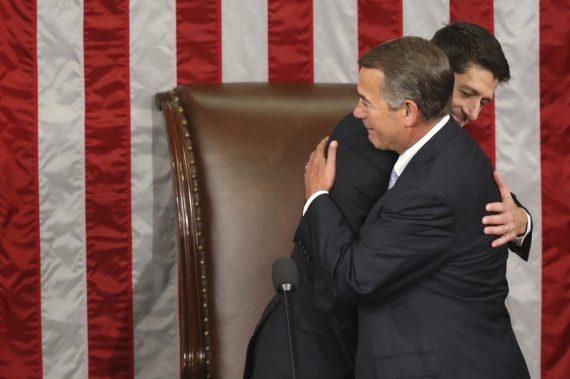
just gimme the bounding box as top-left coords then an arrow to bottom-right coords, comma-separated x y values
431,21 -> 510,83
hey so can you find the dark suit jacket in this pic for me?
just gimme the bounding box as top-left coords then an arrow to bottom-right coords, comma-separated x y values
243,114 -> 532,379
296,119 -> 530,378
243,114 -> 397,379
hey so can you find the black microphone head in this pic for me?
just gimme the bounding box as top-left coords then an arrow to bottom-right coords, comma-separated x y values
272,257 -> 299,293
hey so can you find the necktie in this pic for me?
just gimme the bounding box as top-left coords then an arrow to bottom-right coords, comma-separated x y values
388,168 -> 399,190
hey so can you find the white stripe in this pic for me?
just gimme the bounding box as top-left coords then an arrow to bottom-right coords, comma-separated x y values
313,0 -> 358,83
402,0 -> 449,38
130,1 -> 179,378
37,0 -> 88,378
221,0 -> 267,82
494,1 -> 541,377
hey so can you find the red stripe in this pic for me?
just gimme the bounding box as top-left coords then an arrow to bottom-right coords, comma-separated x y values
450,0 -> 496,165
358,0 -> 402,56
0,0 -> 42,377
84,1 -> 133,378
540,1 -> 570,377
177,0 -> 221,83
268,0 -> 313,82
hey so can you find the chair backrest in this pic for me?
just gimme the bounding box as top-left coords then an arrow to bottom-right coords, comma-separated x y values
156,83 -> 357,379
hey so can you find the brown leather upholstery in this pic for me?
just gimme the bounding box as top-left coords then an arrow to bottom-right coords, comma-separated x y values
156,83 -> 357,379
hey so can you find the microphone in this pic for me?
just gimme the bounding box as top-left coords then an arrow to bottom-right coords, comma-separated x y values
272,257 -> 299,379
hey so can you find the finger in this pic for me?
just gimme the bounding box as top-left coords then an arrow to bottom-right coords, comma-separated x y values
326,140 -> 338,167
484,224 -> 509,236
485,202 -> 507,213
493,171 -> 512,201
315,136 -> 329,155
491,235 -> 511,248
485,201 -> 506,213
482,214 -> 506,227
306,151 -> 314,165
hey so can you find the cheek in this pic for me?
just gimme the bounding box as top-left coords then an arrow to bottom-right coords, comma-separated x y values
451,93 -> 463,108
451,98 -> 465,113
450,106 -> 462,117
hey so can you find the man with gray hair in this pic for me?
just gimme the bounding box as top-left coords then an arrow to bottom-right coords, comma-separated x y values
300,36 -> 529,378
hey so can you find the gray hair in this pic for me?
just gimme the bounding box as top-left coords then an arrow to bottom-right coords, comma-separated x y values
358,36 -> 454,121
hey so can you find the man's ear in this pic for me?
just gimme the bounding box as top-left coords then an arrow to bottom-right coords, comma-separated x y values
402,99 -> 419,127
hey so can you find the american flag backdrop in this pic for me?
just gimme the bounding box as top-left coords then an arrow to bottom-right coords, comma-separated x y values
0,0 -> 568,378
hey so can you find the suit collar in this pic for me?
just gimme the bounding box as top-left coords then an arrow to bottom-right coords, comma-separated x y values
393,115 -> 450,177
390,117 -> 462,190
408,116 -> 462,168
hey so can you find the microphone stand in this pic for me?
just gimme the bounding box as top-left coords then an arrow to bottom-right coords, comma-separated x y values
281,283 -> 299,379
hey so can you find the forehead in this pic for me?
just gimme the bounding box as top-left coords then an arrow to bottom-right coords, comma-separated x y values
454,64 -> 499,98
357,67 -> 384,97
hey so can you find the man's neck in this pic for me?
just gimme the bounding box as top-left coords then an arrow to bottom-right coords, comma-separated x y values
392,115 -> 449,176
398,117 -> 445,154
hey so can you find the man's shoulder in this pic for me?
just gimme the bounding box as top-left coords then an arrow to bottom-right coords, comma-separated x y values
400,121 -> 496,201
423,124 -> 499,207
330,112 -> 366,141
423,119 -> 492,172
329,112 -> 397,168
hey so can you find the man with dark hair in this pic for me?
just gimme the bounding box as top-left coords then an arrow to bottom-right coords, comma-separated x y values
301,35 -> 529,378
433,21 -> 511,83
244,22 -> 531,379
433,22 -> 531,253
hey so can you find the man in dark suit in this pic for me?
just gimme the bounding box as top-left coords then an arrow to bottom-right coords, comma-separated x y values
244,22 -> 532,379
300,36 -> 529,378
432,23 -> 532,254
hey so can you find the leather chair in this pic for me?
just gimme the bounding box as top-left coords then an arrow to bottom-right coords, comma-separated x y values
156,83 -> 356,379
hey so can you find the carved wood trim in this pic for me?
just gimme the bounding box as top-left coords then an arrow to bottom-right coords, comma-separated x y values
156,88 -> 212,379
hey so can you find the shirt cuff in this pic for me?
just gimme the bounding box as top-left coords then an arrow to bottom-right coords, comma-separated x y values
513,211 -> 532,247
303,191 -> 329,216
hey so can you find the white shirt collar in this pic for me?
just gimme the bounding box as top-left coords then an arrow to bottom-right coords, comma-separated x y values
393,115 -> 450,176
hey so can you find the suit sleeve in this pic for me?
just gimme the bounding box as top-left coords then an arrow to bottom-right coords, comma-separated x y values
507,192 -> 532,261
298,185 -> 455,305
327,113 -> 396,234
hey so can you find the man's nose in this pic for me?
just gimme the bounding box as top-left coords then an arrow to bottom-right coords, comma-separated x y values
465,100 -> 482,121
353,101 -> 366,119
